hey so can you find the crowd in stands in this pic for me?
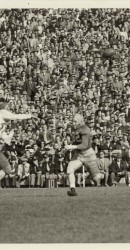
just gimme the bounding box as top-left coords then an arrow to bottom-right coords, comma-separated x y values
0,8 -> 130,188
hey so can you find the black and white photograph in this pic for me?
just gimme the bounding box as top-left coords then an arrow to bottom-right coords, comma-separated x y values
0,0 -> 130,247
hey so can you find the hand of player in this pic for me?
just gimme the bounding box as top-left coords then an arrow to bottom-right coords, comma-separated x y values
65,145 -> 72,150
25,173 -> 30,177
117,172 -> 123,176
100,171 -> 105,174
58,174 -> 62,179
31,114 -> 39,119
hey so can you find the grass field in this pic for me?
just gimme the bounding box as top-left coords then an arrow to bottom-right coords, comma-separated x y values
0,185 -> 130,243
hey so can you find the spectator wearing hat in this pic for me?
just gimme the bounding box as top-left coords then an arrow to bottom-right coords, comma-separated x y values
118,119 -> 130,134
55,153 -> 68,187
110,135 -> 120,150
16,157 -> 30,188
109,154 -> 130,186
92,135 -> 101,156
41,153 -> 57,188
97,150 -> 111,186
32,143 -> 42,159
34,154 -> 43,188
8,155 -> 18,188
29,155 -> 38,187
24,76 -> 37,101
100,134 -> 116,157
6,136 -> 17,154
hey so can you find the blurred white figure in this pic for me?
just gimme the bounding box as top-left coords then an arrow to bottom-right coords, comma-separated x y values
0,101 -> 37,183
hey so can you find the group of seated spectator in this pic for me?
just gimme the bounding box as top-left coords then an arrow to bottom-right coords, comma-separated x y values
1,146 -> 130,188
0,8 -> 130,188
76,151 -> 130,187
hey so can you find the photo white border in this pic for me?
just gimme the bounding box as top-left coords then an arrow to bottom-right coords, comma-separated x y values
1,243 -> 130,250
0,0 -> 130,8
0,0 -> 130,250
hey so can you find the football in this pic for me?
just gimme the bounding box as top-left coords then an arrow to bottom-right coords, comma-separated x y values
102,48 -> 114,58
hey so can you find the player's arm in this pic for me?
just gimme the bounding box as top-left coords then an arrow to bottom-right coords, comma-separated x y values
0,110 -> 36,120
76,133 -> 91,150
65,144 -> 78,150
65,133 -> 90,151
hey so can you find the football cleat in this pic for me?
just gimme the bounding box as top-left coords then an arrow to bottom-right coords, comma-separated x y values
67,188 -> 77,196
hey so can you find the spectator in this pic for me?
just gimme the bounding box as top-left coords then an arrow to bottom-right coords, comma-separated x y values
92,135 -> 101,156
97,150 -> 111,186
29,156 -> 38,187
55,153 -> 68,187
0,8 -> 130,188
8,155 -> 18,188
41,153 -> 57,188
109,154 -> 130,186
100,135 -> 116,157
16,157 -> 30,188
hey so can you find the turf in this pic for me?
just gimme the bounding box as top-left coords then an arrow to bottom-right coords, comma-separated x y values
0,186 -> 130,243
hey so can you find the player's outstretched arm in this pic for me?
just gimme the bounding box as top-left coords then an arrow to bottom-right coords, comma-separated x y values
65,144 -> 78,150
0,110 -> 36,120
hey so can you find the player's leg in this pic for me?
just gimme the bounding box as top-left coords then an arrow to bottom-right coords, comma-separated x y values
41,174 -> 45,188
36,172 -> 41,187
76,173 -> 82,187
0,170 -> 5,181
92,172 -> 104,186
87,161 -> 104,186
104,172 -> 109,186
0,152 -> 11,181
67,159 -> 82,196
110,172 -> 118,186
62,173 -> 68,187
30,173 -> 36,187
124,171 -> 130,186
83,149 -> 103,186
12,175 -> 16,188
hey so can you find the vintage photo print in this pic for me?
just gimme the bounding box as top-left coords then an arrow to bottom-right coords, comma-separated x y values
0,1 -> 130,250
